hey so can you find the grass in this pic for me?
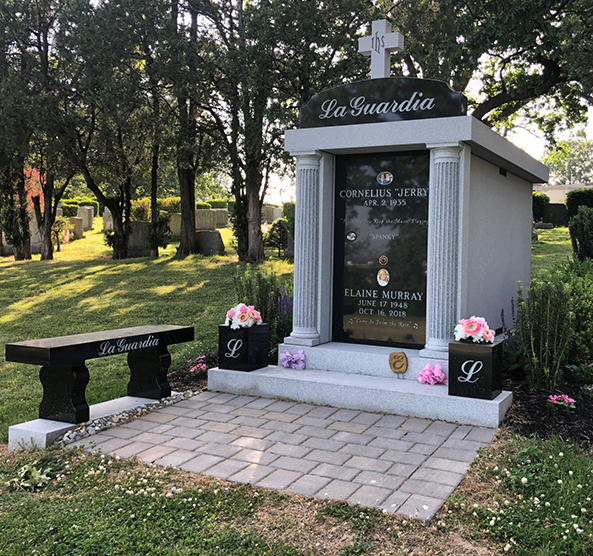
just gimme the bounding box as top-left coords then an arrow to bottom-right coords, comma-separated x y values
0,223 -> 291,442
531,227 -> 572,275
0,223 -> 591,555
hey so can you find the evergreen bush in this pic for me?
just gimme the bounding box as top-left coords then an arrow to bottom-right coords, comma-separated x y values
557,259 -> 593,365
516,275 -> 574,389
263,217 -> 289,257
234,265 -> 293,348
156,197 -> 181,214
60,203 -> 79,217
196,202 -> 212,210
566,188 -> 593,219
569,206 -> 593,261
208,199 -> 228,209
532,192 -> 550,223
283,202 -> 295,237
147,213 -> 172,250
131,198 -> 151,221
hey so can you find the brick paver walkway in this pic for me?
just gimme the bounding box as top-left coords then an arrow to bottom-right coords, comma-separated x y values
70,391 -> 495,522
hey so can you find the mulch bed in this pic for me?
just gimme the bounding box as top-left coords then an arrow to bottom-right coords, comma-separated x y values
168,354 -> 593,453
502,374 -> 593,452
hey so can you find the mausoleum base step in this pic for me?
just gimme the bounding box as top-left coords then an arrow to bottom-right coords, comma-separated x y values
208,366 -> 512,428
8,396 -> 154,452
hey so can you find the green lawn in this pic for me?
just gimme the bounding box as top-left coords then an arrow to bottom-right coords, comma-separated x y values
531,227 -> 572,275
0,224 -> 291,442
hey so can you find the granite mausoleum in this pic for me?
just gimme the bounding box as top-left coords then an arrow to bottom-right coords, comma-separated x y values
209,20 -> 549,427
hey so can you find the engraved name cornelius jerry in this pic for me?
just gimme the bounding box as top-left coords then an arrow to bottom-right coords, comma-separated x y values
319,91 -> 435,121
98,335 -> 160,356
457,360 -> 483,384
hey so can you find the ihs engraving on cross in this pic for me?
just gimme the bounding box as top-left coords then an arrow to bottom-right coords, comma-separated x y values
358,20 -> 404,80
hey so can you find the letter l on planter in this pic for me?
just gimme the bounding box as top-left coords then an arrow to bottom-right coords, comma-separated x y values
448,339 -> 503,400
218,324 -> 269,371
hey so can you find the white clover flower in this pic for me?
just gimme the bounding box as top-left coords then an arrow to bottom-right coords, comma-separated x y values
521,477 -> 528,484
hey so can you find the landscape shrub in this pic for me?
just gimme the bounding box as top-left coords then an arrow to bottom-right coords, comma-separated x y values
516,274 -> 574,389
60,203 -> 79,217
234,265 -> 293,348
196,202 -> 212,210
50,216 -> 74,251
131,198 -> 151,221
557,259 -> 593,365
147,213 -> 172,250
156,197 -> 181,214
283,202 -> 295,237
566,188 -> 593,219
532,192 -> 550,223
263,217 -> 289,257
208,199 -> 228,209
569,206 -> 593,261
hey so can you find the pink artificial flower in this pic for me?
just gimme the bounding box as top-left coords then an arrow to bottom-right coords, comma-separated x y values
483,328 -> 495,342
226,309 -> 236,319
432,363 -> 447,384
248,308 -> 261,321
238,313 -> 249,323
462,318 -> 482,336
417,364 -> 447,385
239,304 -> 249,314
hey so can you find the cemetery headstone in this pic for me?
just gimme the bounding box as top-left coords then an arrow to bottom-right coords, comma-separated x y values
127,221 -> 152,258
77,206 -> 94,231
102,208 -> 113,231
170,213 -> 182,239
69,217 -> 84,240
195,209 -> 216,231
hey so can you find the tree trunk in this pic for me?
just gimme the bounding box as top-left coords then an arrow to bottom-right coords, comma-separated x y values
32,172 -> 58,261
178,166 -> 198,254
246,182 -> 264,263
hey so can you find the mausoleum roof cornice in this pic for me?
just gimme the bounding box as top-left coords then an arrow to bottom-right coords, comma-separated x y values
285,115 -> 548,184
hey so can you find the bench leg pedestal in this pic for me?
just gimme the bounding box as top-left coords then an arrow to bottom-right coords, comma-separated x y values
39,364 -> 90,423
127,347 -> 172,399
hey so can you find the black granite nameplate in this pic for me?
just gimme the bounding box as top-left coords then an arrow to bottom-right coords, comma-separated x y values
332,152 -> 429,348
300,77 -> 467,128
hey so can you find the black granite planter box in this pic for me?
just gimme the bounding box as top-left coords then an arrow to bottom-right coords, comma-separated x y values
218,324 -> 269,371
448,340 -> 503,400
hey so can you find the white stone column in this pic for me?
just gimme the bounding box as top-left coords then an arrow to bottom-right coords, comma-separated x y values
285,151 -> 322,346
422,143 -> 463,355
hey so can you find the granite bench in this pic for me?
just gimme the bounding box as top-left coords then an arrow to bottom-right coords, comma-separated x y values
5,325 -> 194,424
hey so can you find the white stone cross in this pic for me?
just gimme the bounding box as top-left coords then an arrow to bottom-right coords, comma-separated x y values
358,20 -> 404,79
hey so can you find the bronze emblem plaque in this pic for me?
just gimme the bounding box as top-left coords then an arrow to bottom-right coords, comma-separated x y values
389,352 -> 408,373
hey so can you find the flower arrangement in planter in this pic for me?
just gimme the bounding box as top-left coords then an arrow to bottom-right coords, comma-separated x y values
225,303 -> 263,329
219,303 -> 268,372
454,316 -> 495,343
449,315 -> 502,400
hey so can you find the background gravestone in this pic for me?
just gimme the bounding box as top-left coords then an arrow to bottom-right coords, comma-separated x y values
77,206 -> 94,231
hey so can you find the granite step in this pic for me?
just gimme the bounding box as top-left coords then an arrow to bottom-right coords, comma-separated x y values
208,366 -> 512,428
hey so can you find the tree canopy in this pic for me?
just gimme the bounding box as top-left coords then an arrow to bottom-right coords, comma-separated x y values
543,134 -> 593,185
1,0 -> 592,261
384,0 -> 593,139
